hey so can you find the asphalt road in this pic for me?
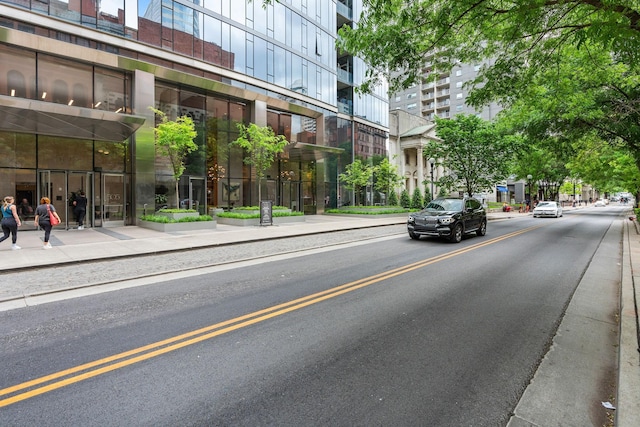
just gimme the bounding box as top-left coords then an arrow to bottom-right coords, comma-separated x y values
0,209 -> 619,426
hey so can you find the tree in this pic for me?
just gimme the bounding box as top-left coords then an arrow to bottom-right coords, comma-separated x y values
411,187 -> 424,210
399,188 -> 411,208
232,123 -> 288,204
422,186 -> 432,204
388,189 -> 399,206
337,1 -> 640,97
427,115 -> 518,197
373,157 -> 403,205
339,159 -> 373,206
151,108 -> 198,209
337,1 -> 640,189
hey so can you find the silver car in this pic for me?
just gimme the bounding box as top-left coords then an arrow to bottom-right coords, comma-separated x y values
532,201 -> 563,218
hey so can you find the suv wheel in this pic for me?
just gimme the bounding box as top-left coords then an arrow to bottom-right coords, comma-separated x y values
476,220 -> 487,236
449,223 -> 463,243
408,231 -> 420,240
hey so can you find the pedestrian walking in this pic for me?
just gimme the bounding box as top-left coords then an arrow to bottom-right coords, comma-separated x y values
73,191 -> 88,230
0,196 -> 22,250
34,197 -> 61,249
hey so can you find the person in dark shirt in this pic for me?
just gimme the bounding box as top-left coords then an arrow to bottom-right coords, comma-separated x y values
73,191 -> 88,230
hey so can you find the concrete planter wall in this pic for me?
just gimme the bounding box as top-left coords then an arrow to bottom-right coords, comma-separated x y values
216,215 -> 305,226
139,219 -> 216,232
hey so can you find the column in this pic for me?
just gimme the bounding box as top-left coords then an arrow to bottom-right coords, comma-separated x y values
417,146 -> 424,194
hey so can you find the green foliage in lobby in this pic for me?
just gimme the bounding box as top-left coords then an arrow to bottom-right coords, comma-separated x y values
232,123 -> 288,203
373,157 -> 403,206
151,108 -> 198,208
339,159 -> 373,206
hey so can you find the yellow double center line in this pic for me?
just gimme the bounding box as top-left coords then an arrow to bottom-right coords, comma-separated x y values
0,223 -> 545,407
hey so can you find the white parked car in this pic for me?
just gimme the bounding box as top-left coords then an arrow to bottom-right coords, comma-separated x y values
533,201 -> 563,218
594,199 -> 606,207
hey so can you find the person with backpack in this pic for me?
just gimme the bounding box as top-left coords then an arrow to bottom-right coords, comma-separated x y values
0,196 -> 22,250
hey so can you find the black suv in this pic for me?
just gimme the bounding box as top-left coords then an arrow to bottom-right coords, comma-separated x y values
407,197 -> 487,243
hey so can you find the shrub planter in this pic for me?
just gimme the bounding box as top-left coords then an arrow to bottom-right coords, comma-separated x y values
156,211 -> 200,221
139,219 -> 216,232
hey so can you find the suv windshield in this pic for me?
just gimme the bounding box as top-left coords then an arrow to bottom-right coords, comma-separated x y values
425,199 -> 463,211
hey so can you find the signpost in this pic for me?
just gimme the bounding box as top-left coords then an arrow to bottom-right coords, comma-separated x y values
260,200 -> 273,226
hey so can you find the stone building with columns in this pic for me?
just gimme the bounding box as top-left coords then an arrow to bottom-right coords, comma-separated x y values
388,110 -> 442,199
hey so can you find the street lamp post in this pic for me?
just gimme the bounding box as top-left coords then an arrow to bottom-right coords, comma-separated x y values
428,158 -> 435,200
527,174 -> 532,212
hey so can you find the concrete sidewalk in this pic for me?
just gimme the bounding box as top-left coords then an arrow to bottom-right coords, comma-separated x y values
0,207 -> 637,426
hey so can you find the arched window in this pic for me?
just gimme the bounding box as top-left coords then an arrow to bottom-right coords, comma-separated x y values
53,80 -> 69,104
7,70 -> 26,98
73,83 -> 89,108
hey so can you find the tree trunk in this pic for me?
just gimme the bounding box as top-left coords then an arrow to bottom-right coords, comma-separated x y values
175,180 -> 180,209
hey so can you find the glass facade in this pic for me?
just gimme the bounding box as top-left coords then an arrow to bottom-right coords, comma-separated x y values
0,0 -> 388,225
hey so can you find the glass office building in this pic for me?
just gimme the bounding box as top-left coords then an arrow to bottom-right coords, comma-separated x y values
0,0 -> 388,229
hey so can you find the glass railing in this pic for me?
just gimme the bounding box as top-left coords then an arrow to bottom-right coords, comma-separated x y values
337,2 -> 352,20
337,68 -> 353,85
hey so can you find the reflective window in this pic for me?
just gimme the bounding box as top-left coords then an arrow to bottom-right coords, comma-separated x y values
273,2 -> 286,44
95,141 -> 127,172
0,132 -> 36,168
253,0 -> 266,34
230,1 -> 245,25
38,136 -> 93,170
203,0 -> 220,14
221,22 -> 231,68
125,0 -> 138,30
253,37 -> 267,80
94,68 -> 129,113
0,45 -> 36,99
82,0 -> 98,27
98,0 -> 125,35
39,55 -> 92,107
230,26 -> 245,73
291,11 -> 302,53
51,0 -> 80,23
203,15 -> 222,65
273,45 -> 286,87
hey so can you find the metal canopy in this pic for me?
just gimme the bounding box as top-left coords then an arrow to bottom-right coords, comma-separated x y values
285,142 -> 344,161
0,95 -> 146,142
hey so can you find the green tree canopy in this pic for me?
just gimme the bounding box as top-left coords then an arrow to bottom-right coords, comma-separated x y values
428,115 -> 519,197
151,108 -> 198,208
338,1 -> 640,97
496,43 -> 640,197
373,157 -> 403,205
232,123 -> 288,203
339,159 -> 373,206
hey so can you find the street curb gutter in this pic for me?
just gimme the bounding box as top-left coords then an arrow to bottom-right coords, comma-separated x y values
507,219 -> 622,426
617,220 -> 640,427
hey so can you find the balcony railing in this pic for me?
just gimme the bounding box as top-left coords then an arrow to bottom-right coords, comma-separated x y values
337,68 -> 353,85
337,1 -> 352,20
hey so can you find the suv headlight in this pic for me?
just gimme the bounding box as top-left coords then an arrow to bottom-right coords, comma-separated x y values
408,215 -> 415,223
438,217 -> 453,225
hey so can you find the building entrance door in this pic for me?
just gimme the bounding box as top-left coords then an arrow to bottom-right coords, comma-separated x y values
38,170 -> 94,229
280,180 -> 301,211
179,176 -> 206,214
